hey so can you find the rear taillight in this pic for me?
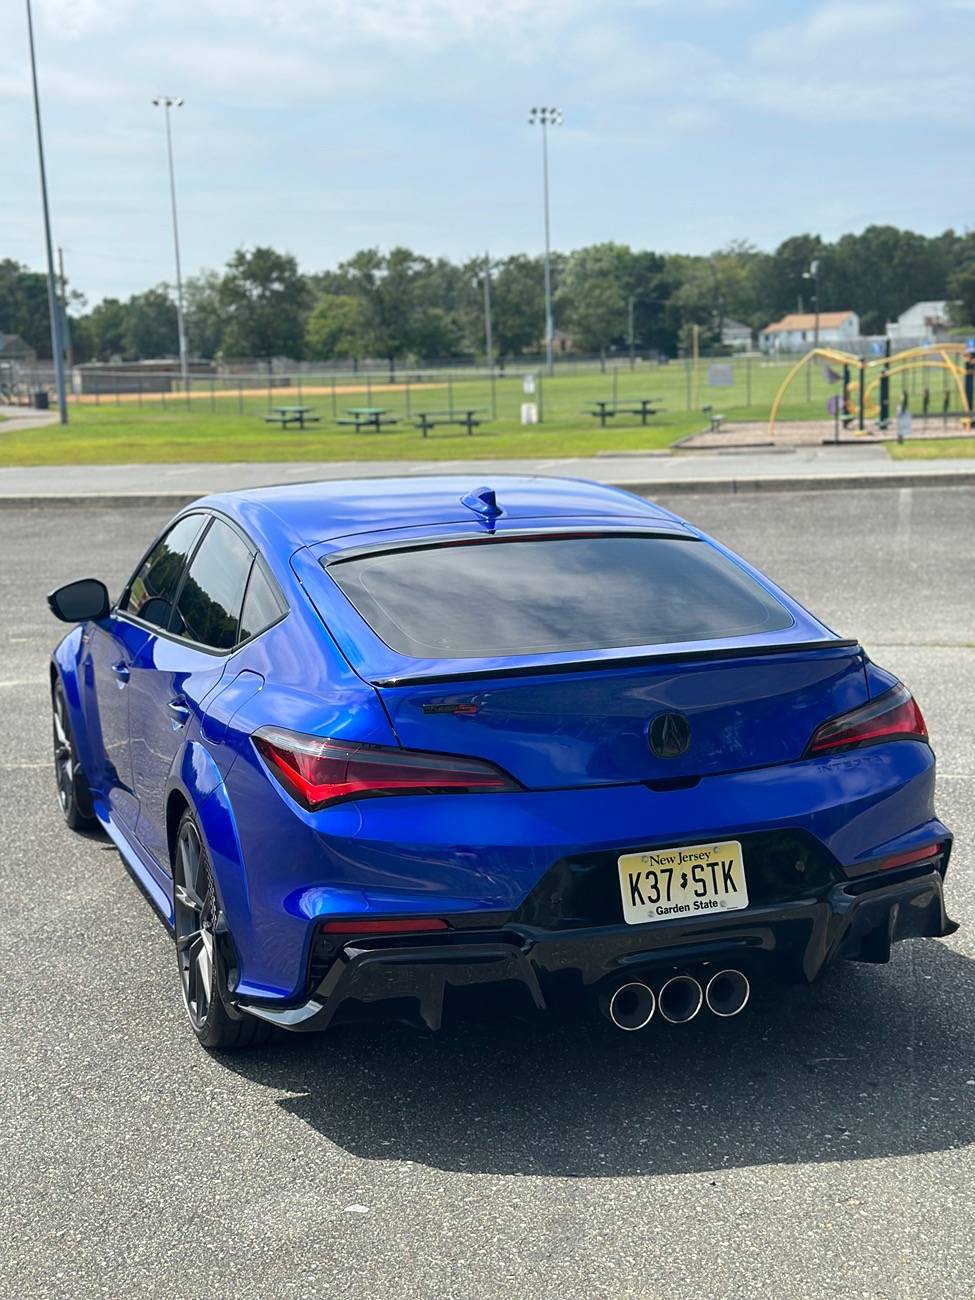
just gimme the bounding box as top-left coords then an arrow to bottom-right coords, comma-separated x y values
804,683 -> 928,758
253,725 -> 520,811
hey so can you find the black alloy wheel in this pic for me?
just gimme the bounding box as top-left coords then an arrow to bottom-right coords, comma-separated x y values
52,679 -> 96,831
172,810 -> 275,1051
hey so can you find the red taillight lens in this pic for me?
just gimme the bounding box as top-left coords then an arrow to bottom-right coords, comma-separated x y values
253,726 -> 520,811
876,842 -> 942,871
321,917 -> 448,935
805,683 -> 928,758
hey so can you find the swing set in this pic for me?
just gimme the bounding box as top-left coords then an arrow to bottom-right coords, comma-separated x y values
767,341 -> 974,437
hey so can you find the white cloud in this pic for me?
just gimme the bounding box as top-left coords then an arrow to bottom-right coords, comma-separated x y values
36,0 -> 142,38
751,1 -> 912,59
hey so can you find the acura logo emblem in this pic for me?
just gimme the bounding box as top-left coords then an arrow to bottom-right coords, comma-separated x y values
648,712 -> 691,759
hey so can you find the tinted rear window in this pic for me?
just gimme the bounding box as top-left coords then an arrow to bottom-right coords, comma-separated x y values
239,559 -> 285,642
326,535 -> 792,659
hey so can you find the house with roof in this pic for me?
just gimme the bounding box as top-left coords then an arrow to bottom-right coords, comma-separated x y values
720,318 -> 753,351
884,301 -> 950,345
0,333 -> 37,365
759,310 -> 860,354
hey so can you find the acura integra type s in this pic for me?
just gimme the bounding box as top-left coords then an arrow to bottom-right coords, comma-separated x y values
48,475 -> 955,1049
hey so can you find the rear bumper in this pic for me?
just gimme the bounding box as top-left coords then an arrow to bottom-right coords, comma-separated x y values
239,861 -> 957,1032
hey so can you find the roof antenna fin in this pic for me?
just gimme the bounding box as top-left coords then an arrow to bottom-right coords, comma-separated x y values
461,485 -> 503,530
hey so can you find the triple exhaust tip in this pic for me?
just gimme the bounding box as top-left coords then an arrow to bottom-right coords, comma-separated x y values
605,968 -> 750,1030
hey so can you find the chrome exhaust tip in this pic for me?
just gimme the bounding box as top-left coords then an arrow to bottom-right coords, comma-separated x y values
704,968 -> 751,1018
657,974 -> 704,1025
605,981 -> 656,1031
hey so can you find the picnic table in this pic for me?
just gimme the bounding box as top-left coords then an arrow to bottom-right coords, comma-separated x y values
335,406 -> 400,433
264,405 -> 320,429
413,408 -> 487,437
585,397 -> 663,427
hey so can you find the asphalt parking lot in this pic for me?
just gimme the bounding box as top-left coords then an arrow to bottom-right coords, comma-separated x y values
1,486 -> 973,1300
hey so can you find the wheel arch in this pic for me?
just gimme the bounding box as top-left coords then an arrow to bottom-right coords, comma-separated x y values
166,742 -> 252,994
165,788 -> 190,869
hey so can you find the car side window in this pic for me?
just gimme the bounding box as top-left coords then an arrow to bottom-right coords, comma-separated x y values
170,518 -> 253,650
238,558 -> 286,643
120,514 -> 205,631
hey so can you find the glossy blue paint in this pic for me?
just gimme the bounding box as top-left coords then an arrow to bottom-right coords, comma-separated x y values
49,475 -> 953,1010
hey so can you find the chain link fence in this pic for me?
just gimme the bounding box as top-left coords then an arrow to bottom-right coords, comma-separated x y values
2,349 -> 965,428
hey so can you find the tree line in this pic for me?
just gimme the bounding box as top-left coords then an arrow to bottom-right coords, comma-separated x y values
4,225 -> 975,366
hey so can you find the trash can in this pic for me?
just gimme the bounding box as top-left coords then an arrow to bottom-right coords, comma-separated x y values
34,389 -> 49,410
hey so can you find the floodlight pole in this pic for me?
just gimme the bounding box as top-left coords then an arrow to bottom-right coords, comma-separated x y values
529,107 -> 561,375
153,96 -> 189,392
25,0 -> 67,424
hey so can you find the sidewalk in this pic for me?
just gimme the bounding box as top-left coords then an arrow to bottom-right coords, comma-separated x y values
0,442 -> 973,505
0,408 -> 59,434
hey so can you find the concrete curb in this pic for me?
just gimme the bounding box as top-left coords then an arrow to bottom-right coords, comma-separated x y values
0,470 -> 973,508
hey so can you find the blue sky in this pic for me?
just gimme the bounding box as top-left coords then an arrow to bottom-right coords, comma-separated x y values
3,0 -> 974,303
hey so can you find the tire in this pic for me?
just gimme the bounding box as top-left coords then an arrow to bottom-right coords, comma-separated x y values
52,677 -> 97,832
172,809 -> 277,1051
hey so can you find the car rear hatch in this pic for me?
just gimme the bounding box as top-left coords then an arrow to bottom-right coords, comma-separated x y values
374,646 -> 867,787
294,522 -> 868,789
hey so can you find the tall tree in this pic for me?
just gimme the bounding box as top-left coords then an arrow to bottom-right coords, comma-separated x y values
184,271 -> 226,360
948,263 -> 975,327
557,243 -> 631,356
219,247 -> 309,360
305,293 -> 373,359
755,234 -> 826,322
0,259 -> 53,356
830,226 -> 950,332
123,285 -> 178,359
85,298 -> 128,360
490,255 -> 546,359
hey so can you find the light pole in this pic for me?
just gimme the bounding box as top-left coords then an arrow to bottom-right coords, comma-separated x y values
528,106 -> 561,375
25,0 -> 67,424
152,95 -> 189,391
627,294 -> 636,369
803,258 -> 820,348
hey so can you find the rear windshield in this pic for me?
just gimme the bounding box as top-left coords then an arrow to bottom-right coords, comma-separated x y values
325,535 -> 792,659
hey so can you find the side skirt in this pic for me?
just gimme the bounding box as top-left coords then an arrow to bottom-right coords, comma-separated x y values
94,796 -> 175,929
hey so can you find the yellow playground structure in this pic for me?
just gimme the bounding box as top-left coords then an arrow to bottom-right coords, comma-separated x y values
768,341 -> 974,437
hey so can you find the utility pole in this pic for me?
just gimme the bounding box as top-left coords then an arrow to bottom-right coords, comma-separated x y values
812,258 -> 820,348
482,251 -> 494,368
528,107 -> 562,375
803,258 -> 821,348
25,0 -> 67,423
57,246 -> 73,372
152,96 -> 189,391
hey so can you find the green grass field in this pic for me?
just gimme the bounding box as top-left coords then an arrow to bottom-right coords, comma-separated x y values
0,358 -> 968,464
888,438 -> 975,458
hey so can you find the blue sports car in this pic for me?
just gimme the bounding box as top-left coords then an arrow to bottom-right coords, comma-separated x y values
48,475 -> 955,1049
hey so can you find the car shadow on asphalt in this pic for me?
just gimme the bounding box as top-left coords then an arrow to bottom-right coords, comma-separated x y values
218,941 -> 974,1178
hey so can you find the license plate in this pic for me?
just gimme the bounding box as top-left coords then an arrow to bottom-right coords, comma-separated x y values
617,839 -> 748,926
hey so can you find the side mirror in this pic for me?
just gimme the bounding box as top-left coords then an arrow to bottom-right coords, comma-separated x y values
47,578 -> 111,624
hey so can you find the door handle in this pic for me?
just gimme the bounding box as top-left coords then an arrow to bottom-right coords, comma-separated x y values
111,661 -> 130,685
167,698 -> 191,728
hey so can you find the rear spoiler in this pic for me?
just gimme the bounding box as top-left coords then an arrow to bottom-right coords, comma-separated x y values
373,638 -> 862,689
